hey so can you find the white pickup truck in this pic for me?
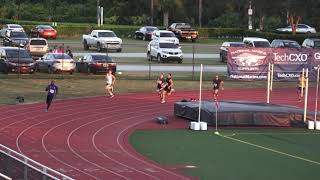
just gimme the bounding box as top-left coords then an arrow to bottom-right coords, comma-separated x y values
82,30 -> 122,52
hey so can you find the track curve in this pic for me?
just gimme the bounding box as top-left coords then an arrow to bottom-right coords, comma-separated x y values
0,88 -> 317,179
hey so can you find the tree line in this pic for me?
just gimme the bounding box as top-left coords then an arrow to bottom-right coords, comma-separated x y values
0,0 -> 320,30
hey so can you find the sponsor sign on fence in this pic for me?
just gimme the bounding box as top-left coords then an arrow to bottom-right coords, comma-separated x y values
228,47 -> 320,81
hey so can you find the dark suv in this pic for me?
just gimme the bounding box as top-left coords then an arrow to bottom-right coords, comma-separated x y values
0,47 -> 36,74
3,30 -> 29,47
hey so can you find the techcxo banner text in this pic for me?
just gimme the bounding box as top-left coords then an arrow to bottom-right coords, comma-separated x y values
227,47 -> 320,81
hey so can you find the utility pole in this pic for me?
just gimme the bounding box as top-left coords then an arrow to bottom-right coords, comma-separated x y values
151,0 -> 154,25
248,0 -> 253,30
97,0 -> 100,26
199,0 -> 203,27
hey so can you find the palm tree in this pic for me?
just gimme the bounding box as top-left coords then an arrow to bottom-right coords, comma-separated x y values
157,0 -> 183,27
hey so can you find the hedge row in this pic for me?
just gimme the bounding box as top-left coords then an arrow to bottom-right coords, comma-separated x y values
20,25 -> 139,38
2,19 -> 320,43
199,28 -> 320,44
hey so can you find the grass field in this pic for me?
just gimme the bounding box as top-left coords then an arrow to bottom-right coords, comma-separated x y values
106,57 -> 222,65
130,129 -> 320,180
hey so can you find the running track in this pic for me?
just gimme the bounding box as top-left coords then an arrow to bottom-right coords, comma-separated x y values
0,88 -> 318,180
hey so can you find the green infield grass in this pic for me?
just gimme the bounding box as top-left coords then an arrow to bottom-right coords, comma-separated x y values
130,129 -> 320,180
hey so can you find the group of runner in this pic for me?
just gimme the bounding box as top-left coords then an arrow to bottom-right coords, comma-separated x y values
45,69 -> 308,111
44,70 -> 225,111
156,73 -> 175,103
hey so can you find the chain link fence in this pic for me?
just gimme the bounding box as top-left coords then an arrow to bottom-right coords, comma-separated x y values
0,40 -> 226,81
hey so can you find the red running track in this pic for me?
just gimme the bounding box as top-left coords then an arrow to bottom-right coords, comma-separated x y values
0,88 -> 318,180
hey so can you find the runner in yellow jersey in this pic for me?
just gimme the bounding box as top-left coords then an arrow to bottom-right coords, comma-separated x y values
297,72 -> 306,102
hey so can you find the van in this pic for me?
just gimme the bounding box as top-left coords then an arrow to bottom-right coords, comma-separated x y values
243,37 -> 271,48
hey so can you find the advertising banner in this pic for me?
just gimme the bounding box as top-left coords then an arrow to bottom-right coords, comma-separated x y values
227,47 -> 318,81
271,48 -> 311,81
227,47 -> 269,80
310,49 -> 320,81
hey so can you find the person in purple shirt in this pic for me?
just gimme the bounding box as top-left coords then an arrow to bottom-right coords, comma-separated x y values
45,80 -> 58,112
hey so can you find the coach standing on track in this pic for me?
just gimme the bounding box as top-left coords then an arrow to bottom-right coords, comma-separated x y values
45,80 -> 58,112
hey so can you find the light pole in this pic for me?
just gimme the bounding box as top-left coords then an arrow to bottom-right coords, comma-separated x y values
248,0 -> 253,30
97,0 -> 100,26
151,0 -> 154,25
18,43 -> 24,79
18,44 -> 20,79
199,0 -> 203,27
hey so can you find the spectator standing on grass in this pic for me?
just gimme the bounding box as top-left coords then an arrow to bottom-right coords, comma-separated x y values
45,80 -> 58,112
297,72 -> 306,102
66,46 -> 73,58
58,46 -> 64,53
52,45 -> 58,53
161,73 -> 174,104
105,69 -> 116,98
212,75 -> 224,101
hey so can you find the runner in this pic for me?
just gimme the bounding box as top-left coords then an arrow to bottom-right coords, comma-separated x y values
105,69 -> 116,98
45,80 -> 58,112
297,72 -> 306,102
156,73 -> 164,95
212,75 -> 224,101
161,73 -> 174,103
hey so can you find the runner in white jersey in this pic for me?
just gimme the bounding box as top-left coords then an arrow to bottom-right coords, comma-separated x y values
105,70 -> 116,98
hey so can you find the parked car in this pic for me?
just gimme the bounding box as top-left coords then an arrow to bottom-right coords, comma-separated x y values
134,26 -> 159,41
302,38 -> 320,48
25,38 -> 49,58
77,54 -> 116,74
276,24 -> 316,34
3,30 -> 29,47
220,42 -> 245,62
0,47 -> 35,74
36,53 -> 75,74
31,25 -> 57,39
147,39 -> 183,63
82,30 -> 122,52
271,39 -> 301,48
167,23 -> 199,42
0,24 -> 24,37
243,37 -> 271,48
151,30 -> 179,45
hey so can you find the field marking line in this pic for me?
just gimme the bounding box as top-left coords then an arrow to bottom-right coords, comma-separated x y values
219,134 -> 320,166
227,132 -> 320,135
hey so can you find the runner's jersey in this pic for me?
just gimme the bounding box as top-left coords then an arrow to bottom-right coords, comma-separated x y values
157,78 -> 164,89
106,74 -> 113,84
166,78 -> 172,87
213,79 -> 222,89
298,76 -> 306,88
47,84 -> 58,96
